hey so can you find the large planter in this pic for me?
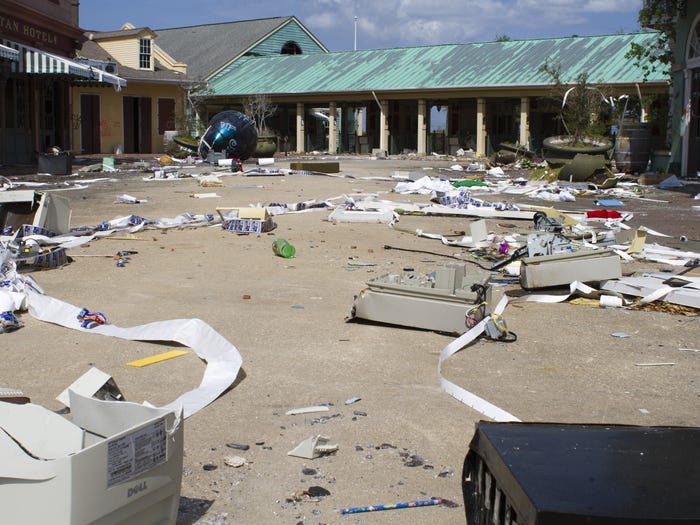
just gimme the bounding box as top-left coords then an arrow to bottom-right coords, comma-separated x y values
253,135 -> 277,157
543,135 -> 613,160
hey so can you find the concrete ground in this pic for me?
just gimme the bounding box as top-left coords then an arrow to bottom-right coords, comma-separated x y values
2,157 -> 699,524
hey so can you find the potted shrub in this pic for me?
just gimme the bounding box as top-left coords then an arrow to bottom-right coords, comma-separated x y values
244,94 -> 278,157
540,60 -> 614,160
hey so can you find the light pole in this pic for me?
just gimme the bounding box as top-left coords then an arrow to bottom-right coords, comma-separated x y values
354,16 -> 358,51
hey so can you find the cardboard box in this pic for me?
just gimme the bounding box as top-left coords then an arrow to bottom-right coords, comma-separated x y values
0,392 -> 183,524
217,207 -> 276,233
0,190 -> 71,237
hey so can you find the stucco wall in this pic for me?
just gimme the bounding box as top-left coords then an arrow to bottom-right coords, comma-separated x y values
71,82 -> 184,154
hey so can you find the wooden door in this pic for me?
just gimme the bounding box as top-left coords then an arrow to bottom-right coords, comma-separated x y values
158,98 -> 175,135
123,96 -> 136,153
80,94 -> 100,154
139,97 -> 152,153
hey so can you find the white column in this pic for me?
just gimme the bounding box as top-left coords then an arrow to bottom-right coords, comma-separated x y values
519,96 -> 530,149
417,99 -> 427,156
328,101 -> 337,153
356,107 -> 364,136
379,100 -> 389,153
682,69 -> 691,177
296,102 -> 305,153
476,98 -> 486,157
445,104 -> 451,136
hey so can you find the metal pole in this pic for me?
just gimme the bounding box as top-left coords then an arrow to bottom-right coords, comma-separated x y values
354,16 -> 358,51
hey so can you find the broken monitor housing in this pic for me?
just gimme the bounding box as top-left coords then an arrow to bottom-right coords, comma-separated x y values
463,421 -> 700,525
352,263 -> 491,334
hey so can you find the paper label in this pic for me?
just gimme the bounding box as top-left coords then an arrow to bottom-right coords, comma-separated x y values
107,419 -> 167,487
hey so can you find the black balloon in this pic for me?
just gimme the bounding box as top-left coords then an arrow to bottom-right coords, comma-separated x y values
198,110 -> 258,160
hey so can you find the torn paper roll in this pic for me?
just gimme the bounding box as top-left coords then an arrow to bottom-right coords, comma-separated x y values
26,289 -> 242,419
438,295 -> 519,422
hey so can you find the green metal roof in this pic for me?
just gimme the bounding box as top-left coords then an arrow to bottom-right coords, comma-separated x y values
208,32 -> 668,97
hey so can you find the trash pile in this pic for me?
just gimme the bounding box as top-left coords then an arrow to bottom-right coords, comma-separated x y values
1,148 -> 698,523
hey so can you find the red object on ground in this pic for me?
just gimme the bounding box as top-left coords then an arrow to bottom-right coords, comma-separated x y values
587,210 -> 622,219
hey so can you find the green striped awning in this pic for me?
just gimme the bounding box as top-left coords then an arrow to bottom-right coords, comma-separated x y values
0,43 -> 19,61
2,39 -> 126,89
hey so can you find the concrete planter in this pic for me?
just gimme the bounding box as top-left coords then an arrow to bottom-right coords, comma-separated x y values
543,135 -> 613,159
253,135 -> 277,157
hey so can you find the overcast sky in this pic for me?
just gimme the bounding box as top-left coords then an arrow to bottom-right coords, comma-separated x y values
80,0 -> 645,51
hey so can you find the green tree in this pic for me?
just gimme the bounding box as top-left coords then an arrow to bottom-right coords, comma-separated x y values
626,1 -> 682,82
495,34 -> 512,42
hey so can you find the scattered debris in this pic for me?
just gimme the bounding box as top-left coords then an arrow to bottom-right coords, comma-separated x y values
127,349 -> 189,367
226,443 -> 250,451
341,498 -> 443,515
286,405 -> 329,416
272,238 -> 296,258
287,435 -> 338,459
114,194 -> 147,204
218,207 -> 276,234
223,455 -> 247,468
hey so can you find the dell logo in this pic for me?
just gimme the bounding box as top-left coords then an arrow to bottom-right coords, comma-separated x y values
127,481 -> 148,498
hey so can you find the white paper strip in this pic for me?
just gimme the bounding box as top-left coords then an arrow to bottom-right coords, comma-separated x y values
438,295 -> 519,422
26,290 -> 242,419
522,281 -> 597,303
286,406 -> 329,416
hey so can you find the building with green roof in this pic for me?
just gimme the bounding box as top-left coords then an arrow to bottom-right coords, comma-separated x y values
203,31 -> 669,157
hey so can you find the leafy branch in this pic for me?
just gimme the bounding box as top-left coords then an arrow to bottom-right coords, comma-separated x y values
626,0 -> 681,82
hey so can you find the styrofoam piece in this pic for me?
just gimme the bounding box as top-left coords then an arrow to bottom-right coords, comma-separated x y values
285,405 -> 329,416
217,158 -> 233,167
328,208 -> 395,224
257,158 -> 275,166
287,435 -> 338,459
56,367 -> 124,407
470,220 -> 488,243
601,276 -> 700,309
0,392 -> 183,524
600,295 -> 623,308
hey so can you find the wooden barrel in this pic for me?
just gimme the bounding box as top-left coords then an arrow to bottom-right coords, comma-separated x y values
614,123 -> 651,173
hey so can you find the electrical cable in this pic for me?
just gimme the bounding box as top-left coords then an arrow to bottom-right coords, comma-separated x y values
382,244 -> 495,270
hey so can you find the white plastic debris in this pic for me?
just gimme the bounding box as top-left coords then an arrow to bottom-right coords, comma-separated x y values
287,435 -> 338,459
114,194 -> 146,204
286,405 -> 329,416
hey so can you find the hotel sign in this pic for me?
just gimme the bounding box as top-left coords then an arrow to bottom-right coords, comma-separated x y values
0,13 -> 73,53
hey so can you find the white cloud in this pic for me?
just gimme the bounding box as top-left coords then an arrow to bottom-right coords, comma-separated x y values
297,0 -> 641,50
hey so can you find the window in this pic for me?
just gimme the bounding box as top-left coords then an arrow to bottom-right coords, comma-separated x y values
281,41 -> 302,55
689,19 -> 700,60
139,38 -> 151,69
